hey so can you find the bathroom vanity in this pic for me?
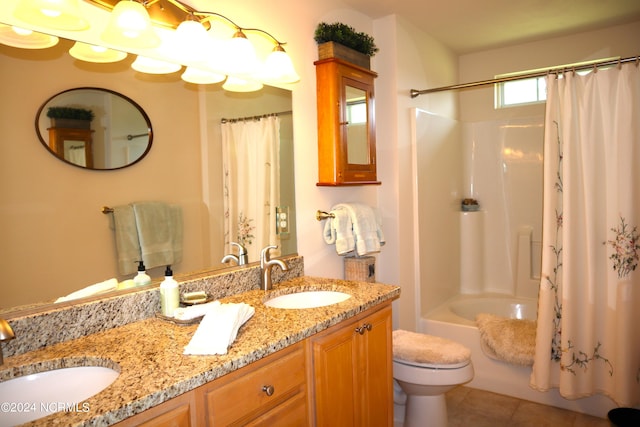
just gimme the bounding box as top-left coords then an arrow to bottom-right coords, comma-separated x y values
0,262 -> 399,426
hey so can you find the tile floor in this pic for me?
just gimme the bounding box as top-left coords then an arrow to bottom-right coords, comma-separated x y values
444,386 -> 611,427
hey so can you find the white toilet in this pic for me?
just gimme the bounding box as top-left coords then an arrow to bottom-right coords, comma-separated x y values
392,329 -> 474,427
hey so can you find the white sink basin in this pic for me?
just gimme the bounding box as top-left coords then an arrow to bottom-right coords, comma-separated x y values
0,366 -> 119,426
265,291 -> 351,309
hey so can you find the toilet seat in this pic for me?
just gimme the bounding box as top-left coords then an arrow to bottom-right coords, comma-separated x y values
393,357 -> 470,370
392,329 -> 471,366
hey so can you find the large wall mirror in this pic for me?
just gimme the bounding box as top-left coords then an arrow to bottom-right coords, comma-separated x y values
36,88 -> 153,170
0,37 -> 296,316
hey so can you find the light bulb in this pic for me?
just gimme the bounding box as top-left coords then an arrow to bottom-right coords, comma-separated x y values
101,1 -> 160,49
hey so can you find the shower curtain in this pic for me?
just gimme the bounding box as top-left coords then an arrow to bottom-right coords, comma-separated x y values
221,115 -> 281,262
531,63 -> 640,407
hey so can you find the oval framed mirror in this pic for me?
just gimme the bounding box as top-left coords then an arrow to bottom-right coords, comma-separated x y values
35,87 -> 153,170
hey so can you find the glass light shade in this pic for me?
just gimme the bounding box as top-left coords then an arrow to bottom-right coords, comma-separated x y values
69,41 -> 127,63
261,46 -> 300,83
181,67 -> 226,84
222,30 -> 259,76
172,20 -> 211,64
0,24 -> 58,49
13,0 -> 88,31
101,1 -> 160,49
222,76 -> 263,92
131,56 -> 181,74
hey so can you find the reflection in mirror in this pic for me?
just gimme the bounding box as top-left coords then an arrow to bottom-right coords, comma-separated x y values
36,88 -> 153,170
345,85 -> 369,165
0,38 -> 296,316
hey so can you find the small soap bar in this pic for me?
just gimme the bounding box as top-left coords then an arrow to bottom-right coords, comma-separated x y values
182,291 -> 208,305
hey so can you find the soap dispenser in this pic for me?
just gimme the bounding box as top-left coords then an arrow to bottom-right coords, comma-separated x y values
160,266 -> 179,317
133,261 -> 152,287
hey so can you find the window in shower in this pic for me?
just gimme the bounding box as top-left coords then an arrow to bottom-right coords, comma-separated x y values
495,57 -> 618,109
495,76 -> 546,108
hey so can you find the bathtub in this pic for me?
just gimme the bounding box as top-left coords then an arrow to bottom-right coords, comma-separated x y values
419,293 -> 616,418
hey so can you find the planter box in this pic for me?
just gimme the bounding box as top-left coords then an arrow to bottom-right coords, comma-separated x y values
51,118 -> 91,129
318,41 -> 370,69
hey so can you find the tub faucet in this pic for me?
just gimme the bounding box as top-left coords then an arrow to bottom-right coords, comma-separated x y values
221,242 -> 249,266
0,318 -> 15,366
260,245 -> 288,291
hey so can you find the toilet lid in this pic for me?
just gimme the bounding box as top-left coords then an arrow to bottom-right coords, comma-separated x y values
392,329 -> 471,366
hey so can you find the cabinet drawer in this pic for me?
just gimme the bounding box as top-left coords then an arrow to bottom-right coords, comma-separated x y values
199,342 -> 307,426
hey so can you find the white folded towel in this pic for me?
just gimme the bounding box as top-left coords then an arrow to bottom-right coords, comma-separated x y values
55,278 -> 118,303
173,301 -> 219,321
323,208 -> 355,254
183,302 -> 255,355
325,203 -> 385,256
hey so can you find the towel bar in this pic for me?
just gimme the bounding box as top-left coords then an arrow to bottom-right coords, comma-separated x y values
316,210 -> 335,221
102,206 -> 114,214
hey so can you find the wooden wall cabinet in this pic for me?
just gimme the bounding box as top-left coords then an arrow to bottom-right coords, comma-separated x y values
310,304 -> 393,426
48,127 -> 94,168
315,58 -> 380,186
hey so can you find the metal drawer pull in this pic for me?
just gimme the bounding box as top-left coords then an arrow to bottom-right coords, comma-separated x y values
355,323 -> 372,335
262,385 -> 275,396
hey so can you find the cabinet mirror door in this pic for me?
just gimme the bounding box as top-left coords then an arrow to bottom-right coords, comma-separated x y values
345,84 -> 370,165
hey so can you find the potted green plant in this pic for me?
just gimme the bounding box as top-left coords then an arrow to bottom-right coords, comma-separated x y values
314,22 -> 378,69
47,106 -> 95,129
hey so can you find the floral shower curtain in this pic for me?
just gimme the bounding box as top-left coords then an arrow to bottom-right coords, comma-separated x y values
221,115 -> 281,262
531,63 -> 640,407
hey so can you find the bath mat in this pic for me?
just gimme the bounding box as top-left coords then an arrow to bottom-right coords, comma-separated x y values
476,313 -> 536,366
393,329 -> 470,365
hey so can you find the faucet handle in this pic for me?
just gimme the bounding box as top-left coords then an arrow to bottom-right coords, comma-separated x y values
260,245 -> 279,267
231,242 -> 247,255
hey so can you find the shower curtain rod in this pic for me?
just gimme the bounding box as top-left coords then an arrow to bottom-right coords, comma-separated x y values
220,110 -> 292,123
410,54 -> 639,98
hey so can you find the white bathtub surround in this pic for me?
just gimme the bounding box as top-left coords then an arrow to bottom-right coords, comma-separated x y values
476,313 -> 535,366
460,211 -> 485,294
422,294 -> 618,418
532,63 -> 640,408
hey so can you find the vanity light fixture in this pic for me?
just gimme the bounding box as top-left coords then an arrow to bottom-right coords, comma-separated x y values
69,41 -> 127,63
0,23 -> 59,49
222,29 -> 260,76
181,67 -> 226,85
131,55 -> 181,74
261,44 -> 300,84
171,17 -> 211,64
101,0 -> 160,49
8,0 -> 300,88
222,76 -> 264,93
13,0 -> 89,31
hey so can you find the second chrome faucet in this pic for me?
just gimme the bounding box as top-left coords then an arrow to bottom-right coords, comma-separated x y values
260,245 -> 288,291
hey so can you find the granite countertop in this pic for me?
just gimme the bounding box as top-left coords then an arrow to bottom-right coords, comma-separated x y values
0,276 -> 400,426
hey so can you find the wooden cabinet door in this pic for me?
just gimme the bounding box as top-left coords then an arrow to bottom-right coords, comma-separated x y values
311,316 -> 359,426
358,305 -> 393,426
311,304 -> 393,427
315,58 -> 379,186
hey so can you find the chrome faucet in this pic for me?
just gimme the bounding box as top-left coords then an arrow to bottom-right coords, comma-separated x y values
260,245 -> 289,291
0,318 -> 15,366
221,242 -> 249,266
